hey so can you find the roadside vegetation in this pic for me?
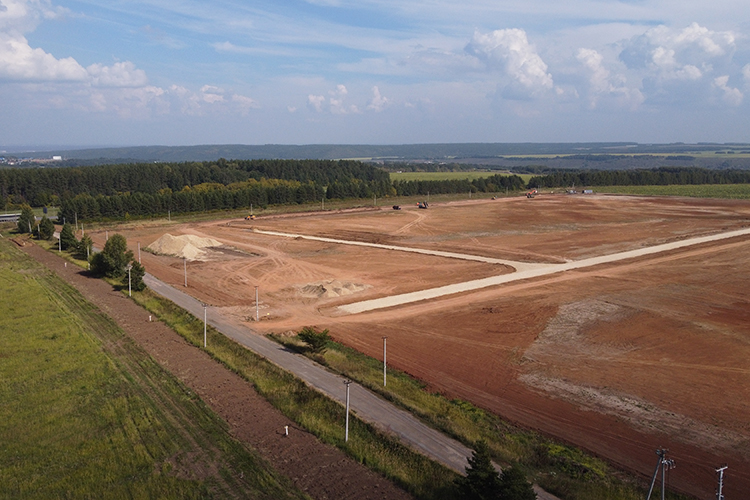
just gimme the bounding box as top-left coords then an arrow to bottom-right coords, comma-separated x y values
0,236 -> 305,499
128,288 -> 457,500
273,332 -> 692,500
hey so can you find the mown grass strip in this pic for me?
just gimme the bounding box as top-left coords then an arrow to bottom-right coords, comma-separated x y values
270,335 -> 692,500
129,288 -> 458,500
0,237 -> 305,500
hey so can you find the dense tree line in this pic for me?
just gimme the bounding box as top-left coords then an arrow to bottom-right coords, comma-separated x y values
0,158 -> 391,207
526,167 -> 750,189
58,178 -> 328,222
393,174 -> 526,196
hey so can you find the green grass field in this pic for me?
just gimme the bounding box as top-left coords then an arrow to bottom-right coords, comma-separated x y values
270,335 -> 690,500
390,170 -> 533,183
0,238 -> 304,499
594,184 -> 750,199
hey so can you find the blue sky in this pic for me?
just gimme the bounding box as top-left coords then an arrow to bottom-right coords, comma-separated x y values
1,0 -> 749,148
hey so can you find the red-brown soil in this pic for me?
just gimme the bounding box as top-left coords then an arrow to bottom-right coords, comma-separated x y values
24,244 -> 411,500
92,194 -> 750,498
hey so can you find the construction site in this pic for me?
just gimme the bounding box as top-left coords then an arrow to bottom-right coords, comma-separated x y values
95,194 -> 750,498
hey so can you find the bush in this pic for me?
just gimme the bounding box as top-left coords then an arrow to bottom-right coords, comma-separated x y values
297,326 -> 331,353
91,234 -> 133,278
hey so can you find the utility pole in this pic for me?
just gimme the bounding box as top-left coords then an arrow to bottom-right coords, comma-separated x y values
137,241 -> 141,264
383,337 -> 387,386
255,285 -> 259,322
203,304 -> 208,348
716,465 -> 728,500
646,449 -> 675,500
344,380 -> 352,442
126,264 -> 132,297
183,257 -> 187,287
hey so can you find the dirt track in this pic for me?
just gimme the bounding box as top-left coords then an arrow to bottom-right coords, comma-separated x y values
94,194 -> 750,498
23,244 -> 411,500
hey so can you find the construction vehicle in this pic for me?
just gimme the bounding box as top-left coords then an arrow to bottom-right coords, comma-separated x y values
392,205 -> 401,210
417,201 -> 429,209
245,215 -> 256,220
526,189 -> 537,199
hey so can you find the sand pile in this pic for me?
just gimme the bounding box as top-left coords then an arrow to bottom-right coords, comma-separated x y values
298,280 -> 368,298
147,234 -> 222,261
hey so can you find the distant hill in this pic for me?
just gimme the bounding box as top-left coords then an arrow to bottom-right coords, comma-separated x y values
9,142 -> 750,168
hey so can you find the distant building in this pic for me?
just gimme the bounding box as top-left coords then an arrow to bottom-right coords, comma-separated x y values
52,155 -> 62,161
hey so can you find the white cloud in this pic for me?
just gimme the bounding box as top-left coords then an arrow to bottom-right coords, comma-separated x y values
713,75 -> 743,106
0,0 -> 67,34
87,61 -> 148,87
743,64 -> 750,85
366,86 -> 389,112
329,84 -> 358,114
466,28 -> 554,96
308,94 -> 324,112
200,84 -> 224,103
620,23 -> 736,81
576,48 -> 643,109
0,33 -> 87,81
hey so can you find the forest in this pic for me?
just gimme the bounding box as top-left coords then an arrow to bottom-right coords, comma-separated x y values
3,160 -> 750,222
526,167 -> 750,188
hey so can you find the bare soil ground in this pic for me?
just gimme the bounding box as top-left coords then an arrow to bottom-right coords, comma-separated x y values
24,244 -> 411,500
95,194 -> 750,498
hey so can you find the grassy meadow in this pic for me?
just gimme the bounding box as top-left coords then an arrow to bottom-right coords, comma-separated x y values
0,237 -> 304,499
390,170 -> 534,184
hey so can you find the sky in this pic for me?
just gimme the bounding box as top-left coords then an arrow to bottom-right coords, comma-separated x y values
1,0 -> 750,148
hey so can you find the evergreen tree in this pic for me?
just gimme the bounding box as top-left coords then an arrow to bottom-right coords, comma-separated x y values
17,204 -> 35,234
75,234 -> 93,261
91,234 -> 133,278
297,327 -> 331,353
60,223 -> 76,250
38,216 -> 55,240
128,260 -> 146,291
455,441 -> 502,500
498,463 -> 536,500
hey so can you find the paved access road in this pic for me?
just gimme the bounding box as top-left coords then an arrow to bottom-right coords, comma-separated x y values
145,273 -> 474,472
145,273 -> 558,500
337,226 -> 750,314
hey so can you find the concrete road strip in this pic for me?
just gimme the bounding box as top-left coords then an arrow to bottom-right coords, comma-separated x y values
337,226 -> 750,314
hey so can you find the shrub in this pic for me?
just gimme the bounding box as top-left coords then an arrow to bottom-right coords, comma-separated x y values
297,326 -> 331,353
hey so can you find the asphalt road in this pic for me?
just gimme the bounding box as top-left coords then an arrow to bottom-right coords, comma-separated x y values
145,273 -> 475,474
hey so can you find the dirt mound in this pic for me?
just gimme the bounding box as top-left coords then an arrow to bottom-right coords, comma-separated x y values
147,234 -> 222,261
299,280 -> 369,298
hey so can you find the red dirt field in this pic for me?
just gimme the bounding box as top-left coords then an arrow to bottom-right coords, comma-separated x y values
93,194 -> 750,498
